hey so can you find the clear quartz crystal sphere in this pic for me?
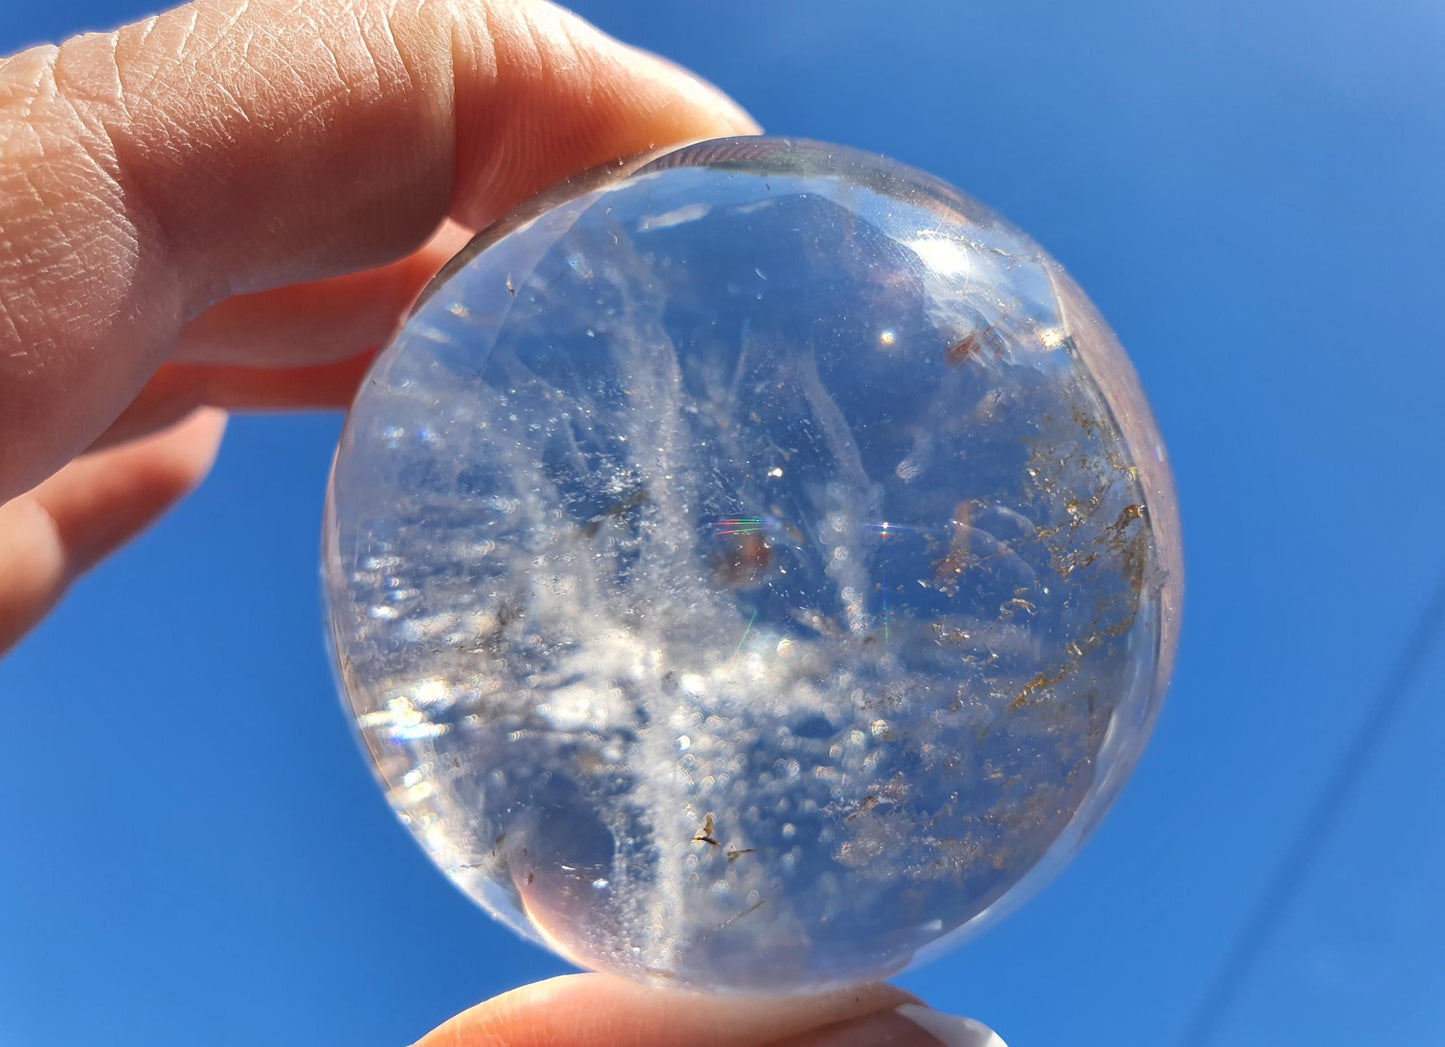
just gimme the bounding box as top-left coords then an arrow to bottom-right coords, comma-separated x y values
323,137 -> 1181,994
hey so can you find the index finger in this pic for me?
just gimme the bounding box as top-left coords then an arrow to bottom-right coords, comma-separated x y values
0,0 -> 758,502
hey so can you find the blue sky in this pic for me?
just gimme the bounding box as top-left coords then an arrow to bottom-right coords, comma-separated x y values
2,1 -> 1443,1045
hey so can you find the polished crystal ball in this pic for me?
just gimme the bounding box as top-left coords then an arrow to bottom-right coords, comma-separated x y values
323,137 -> 1182,993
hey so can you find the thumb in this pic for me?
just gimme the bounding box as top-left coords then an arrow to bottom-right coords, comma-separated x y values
412,974 -> 1005,1047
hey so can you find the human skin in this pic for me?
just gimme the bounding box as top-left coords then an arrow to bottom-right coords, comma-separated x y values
0,2 -> 1003,1043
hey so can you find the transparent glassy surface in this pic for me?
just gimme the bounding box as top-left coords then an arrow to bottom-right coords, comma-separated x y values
323,137 -> 1182,993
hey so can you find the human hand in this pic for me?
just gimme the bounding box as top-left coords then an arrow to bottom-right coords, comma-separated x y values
0,2 -> 1003,1042
0,0 -> 762,652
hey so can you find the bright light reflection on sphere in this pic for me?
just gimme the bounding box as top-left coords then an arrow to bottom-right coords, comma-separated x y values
322,137 -> 1182,994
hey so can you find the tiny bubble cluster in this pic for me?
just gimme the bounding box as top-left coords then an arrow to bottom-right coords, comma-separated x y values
323,137 -> 1182,994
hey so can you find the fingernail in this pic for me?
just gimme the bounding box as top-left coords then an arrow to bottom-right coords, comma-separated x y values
896,1004 -> 1009,1047
788,1003 -> 1009,1047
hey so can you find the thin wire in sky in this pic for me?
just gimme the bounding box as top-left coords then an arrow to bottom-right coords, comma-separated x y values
1176,572 -> 1445,1047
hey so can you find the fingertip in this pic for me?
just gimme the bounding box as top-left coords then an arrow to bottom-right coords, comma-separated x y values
448,0 -> 762,228
0,405 -> 232,655
54,406 -> 228,569
511,0 -> 761,137
620,44 -> 763,137
173,406 -> 229,471
119,407 -> 228,502
414,974 -> 915,1047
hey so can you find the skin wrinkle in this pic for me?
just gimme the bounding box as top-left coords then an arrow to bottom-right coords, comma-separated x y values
213,0 -> 255,58
46,82 -> 132,237
112,4 -> 433,304
299,12 -> 352,99
459,0 -> 549,220
51,35 -> 188,362
272,83 -> 357,149
54,35 -> 183,298
150,16 -> 317,293
111,13 -> 253,299
101,31 -> 137,125
131,14 -> 163,54
0,68 -> 174,490
0,48 -> 54,112
355,3 -> 405,98
523,29 -> 591,205
458,3 -> 536,221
